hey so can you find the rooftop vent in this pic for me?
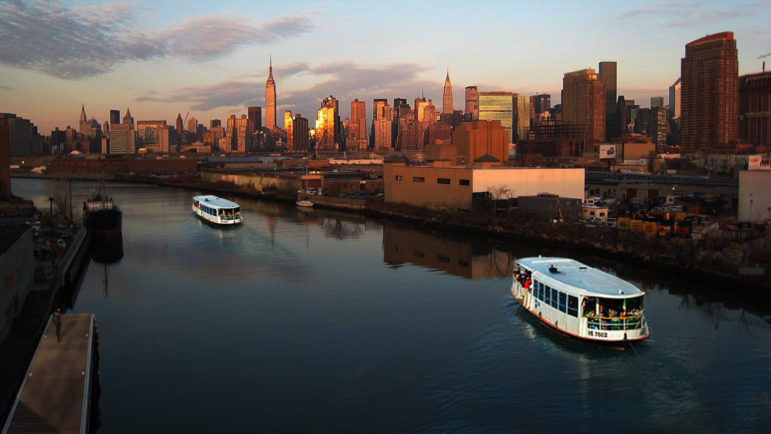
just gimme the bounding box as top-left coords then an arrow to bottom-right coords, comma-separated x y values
549,265 -> 559,273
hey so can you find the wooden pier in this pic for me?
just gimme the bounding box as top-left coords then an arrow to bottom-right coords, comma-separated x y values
2,314 -> 96,434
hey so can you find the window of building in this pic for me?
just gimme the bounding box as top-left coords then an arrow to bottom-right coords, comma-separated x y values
413,177 -> 425,183
459,179 -> 470,186
437,178 -> 451,184
437,254 -> 450,263
395,175 -> 403,181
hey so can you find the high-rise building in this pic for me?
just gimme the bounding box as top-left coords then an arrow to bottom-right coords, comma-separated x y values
465,86 -> 479,121
651,97 -> 664,108
248,106 -> 262,133
739,71 -> 771,148
513,94 -> 530,143
478,91 -> 514,143
265,59 -> 277,131
292,114 -> 309,152
669,78 -> 682,119
175,113 -> 183,133
373,100 -> 393,152
122,108 -> 134,129
680,32 -> 738,149
398,110 -> 421,150
137,120 -> 171,153
562,69 -> 606,151
284,110 -> 294,150
108,124 -> 135,154
599,61 -> 617,140
530,94 -> 551,120
348,99 -> 367,151
316,95 -> 341,151
110,110 -> 120,126
443,71 -> 453,115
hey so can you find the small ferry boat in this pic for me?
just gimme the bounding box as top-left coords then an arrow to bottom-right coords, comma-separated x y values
511,257 -> 649,344
296,199 -> 314,208
192,195 -> 243,225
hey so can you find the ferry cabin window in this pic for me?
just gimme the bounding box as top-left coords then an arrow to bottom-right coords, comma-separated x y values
550,287 -> 558,308
544,286 -> 551,304
558,292 -> 567,313
567,295 -> 578,317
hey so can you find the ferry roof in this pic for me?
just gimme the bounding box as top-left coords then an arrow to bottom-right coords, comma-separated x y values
517,257 -> 643,299
193,195 -> 240,209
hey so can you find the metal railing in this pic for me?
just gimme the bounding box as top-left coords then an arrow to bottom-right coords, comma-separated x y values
586,315 -> 643,331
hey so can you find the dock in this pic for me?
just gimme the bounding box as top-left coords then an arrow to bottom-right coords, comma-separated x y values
2,314 -> 97,434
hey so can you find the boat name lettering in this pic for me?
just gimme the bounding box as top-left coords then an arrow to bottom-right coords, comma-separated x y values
587,330 -> 608,338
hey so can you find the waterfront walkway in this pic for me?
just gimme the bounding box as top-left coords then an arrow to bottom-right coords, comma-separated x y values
2,314 -> 96,434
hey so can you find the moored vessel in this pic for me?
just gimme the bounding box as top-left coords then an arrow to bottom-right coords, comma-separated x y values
192,195 -> 243,225
296,199 -> 314,208
83,190 -> 122,241
511,257 -> 649,345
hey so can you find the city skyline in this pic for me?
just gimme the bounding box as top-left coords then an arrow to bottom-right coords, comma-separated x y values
1,0 -> 769,133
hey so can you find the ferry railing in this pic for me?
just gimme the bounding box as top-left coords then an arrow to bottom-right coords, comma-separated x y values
586,314 -> 643,331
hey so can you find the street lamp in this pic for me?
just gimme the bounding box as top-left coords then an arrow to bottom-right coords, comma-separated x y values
48,196 -> 54,249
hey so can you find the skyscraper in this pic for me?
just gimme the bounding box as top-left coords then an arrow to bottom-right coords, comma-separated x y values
443,71 -> 453,115
248,106 -> 262,134
465,86 -> 479,121
349,99 -> 367,151
669,78 -> 682,119
562,69 -> 605,151
680,32 -> 738,149
292,114 -> 309,152
651,97 -> 664,108
265,59 -> 277,131
739,71 -> 771,148
478,91 -> 514,143
284,110 -> 294,150
373,100 -> 393,152
122,108 -> 134,129
530,94 -> 551,119
110,110 -> 121,126
316,95 -> 341,151
175,113 -> 183,133
599,61 -> 617,139
513,94 -> 530,142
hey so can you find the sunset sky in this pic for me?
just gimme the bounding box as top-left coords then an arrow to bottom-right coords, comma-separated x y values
1,0 -> 769,133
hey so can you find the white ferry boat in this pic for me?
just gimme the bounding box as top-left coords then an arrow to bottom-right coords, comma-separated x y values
192,195 -> 243,225
511,257 -> 649,344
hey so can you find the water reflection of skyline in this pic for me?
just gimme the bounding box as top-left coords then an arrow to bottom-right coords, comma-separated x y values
383,225 -> 512,279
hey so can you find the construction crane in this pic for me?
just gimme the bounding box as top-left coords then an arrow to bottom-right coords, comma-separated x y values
184,111 -> 190,125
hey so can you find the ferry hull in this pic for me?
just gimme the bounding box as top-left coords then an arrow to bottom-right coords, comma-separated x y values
511,281 -> 649,344
192,207 -> 243,226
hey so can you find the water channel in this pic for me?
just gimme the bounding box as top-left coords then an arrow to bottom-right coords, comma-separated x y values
10,178 -> 771,432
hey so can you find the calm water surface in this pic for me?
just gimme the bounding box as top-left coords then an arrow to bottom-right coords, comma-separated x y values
11,178 -> 771,433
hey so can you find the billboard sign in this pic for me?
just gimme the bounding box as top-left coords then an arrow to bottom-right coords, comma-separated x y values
599,144 -> 617,160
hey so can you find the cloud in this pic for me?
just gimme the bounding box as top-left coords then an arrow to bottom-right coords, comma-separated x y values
618,2 -> 755,27
0,85 -> 10,90
134,60 -> 441,121
0,1 -> 313,79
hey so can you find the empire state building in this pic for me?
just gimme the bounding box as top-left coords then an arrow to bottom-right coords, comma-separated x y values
265,59 -> 276,131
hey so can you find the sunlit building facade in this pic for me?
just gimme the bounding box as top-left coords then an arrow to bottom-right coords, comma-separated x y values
478,91 -> 514,143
